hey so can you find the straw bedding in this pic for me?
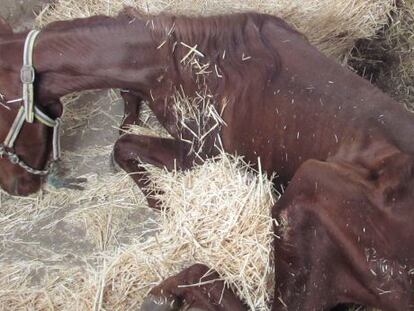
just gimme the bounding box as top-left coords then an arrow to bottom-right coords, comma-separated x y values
349,2 -> 414,111
2,0 -> 413,310
1,155 -> 277,310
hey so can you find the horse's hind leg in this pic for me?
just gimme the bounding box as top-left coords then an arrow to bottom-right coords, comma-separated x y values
113,134 -> 192,209
140,264 -> 247,311
272,158 -> 412,311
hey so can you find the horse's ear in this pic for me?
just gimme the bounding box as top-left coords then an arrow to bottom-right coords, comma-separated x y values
0,16 -> 12,35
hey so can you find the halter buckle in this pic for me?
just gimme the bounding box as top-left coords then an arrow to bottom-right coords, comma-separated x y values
20,65 -> 35,84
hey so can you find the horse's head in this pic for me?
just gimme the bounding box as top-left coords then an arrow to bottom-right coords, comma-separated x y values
0,17 -> 63,196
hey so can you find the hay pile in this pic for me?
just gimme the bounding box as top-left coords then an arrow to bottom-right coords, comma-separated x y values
349,1 -> 414,110
385,3 -> 414,110
142,156 -> 277,309
1,155 -> 276,310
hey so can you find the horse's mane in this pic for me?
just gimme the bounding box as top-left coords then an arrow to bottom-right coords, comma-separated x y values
121,7 -> 302,42
135,11 -> 296,106
44,15 -> 117,31
44,9 -> 304,107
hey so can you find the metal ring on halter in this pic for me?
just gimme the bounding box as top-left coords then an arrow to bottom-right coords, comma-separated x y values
9,153 -> 19,164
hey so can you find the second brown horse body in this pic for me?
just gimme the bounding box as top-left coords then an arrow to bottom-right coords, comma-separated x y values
0,9 -> 413,310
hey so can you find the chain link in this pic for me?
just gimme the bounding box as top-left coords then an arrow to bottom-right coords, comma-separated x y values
0,144 -> 51,176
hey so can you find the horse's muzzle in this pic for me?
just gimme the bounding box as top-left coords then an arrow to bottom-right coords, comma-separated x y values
1,174 -> 42,196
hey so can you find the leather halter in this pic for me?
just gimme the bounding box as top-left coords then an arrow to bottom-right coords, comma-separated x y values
0,30 -> 62,176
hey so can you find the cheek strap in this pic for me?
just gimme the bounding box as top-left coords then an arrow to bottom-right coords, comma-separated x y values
21,29 -> 41,123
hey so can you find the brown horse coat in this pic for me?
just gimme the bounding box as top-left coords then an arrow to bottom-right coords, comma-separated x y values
110,11 -> 414,311
0,9 -> 413,310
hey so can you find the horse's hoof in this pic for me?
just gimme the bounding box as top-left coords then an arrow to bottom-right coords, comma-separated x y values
140,294 -> 181,311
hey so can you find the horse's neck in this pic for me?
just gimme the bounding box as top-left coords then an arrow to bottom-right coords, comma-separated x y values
28,18 -> 166,102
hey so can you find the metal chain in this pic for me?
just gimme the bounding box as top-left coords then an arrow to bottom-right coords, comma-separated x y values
0,144 -> 51,176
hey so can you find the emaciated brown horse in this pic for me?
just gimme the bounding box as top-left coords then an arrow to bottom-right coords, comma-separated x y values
112,10 -> 414,311
0,8 -> 413,311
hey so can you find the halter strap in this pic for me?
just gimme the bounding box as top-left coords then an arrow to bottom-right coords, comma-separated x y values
21,29 -> 41,123
2,105 -> 62,162
35,107 -> 62,161
3,106 -> 25,148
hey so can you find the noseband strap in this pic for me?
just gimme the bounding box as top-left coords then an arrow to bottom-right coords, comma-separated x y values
0,30 -> 63,176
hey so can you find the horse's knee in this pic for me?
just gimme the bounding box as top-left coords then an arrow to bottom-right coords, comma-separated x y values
113,136 -> 140,170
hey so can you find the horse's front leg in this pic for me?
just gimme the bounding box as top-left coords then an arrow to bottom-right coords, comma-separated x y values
119,89 -> 143,132
113,134 -> 192,209
141,264 -> 248,311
